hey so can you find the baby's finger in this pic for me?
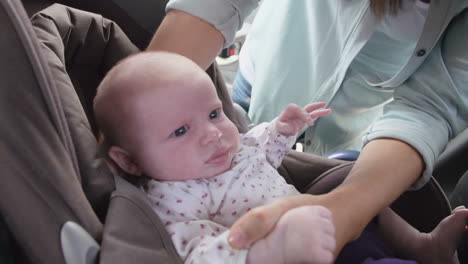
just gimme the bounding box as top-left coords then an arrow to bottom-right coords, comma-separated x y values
309,108 -> 332,120
304,102 -> 328,113
228,203 -> 287,249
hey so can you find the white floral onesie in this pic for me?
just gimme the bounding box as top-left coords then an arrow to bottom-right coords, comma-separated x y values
145,121 -> 300,264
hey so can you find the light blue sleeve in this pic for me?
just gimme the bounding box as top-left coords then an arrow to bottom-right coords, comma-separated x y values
166,0 -> 259,47
363,11 -> 468,189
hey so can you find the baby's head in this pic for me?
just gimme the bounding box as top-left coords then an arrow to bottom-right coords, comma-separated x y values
94,51 -> 240,182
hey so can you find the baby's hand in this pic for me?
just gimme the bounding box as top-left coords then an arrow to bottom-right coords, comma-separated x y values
276,102 -> 331,136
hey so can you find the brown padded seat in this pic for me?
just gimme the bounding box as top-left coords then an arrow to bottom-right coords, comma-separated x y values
0,0 -> 108,263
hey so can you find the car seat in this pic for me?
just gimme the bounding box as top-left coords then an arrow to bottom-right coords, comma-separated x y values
0,0 -> 106,263
0,0 -> 452,263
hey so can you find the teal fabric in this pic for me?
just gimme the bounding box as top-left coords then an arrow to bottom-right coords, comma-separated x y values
167,0 -> 468,188
305,1 -> 426,157
305,67 -> 394,157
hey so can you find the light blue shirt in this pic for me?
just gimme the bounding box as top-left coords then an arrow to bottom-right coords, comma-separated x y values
308,0 -> 429,156
167,0 -> 468,188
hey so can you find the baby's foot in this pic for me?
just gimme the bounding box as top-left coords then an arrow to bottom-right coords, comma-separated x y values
417,206 -> 468,264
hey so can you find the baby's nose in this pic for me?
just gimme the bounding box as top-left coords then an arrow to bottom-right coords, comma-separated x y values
201,126 -> 222,146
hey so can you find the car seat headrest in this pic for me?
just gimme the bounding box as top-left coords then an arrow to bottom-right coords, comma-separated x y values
32,3 -> 139,136
31,3 -> 138,219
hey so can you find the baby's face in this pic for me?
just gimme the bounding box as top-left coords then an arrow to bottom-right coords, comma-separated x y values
126,72 -> 240,182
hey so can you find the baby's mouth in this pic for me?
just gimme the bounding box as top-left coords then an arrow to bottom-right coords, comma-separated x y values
206,147 -> 231,166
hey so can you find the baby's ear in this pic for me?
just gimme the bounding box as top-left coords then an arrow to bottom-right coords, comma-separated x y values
108,146 -> 142,176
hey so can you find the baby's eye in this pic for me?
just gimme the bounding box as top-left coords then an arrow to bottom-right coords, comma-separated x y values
209,109 -> 220,119
172,125 -> 189,137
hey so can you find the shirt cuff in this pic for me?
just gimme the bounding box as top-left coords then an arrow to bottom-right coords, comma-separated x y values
362,119 -> 448,190
267,118 -> 298,150
166,0 -> 258,47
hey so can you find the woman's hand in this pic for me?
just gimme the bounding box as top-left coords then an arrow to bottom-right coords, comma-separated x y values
228,193 -> 325,248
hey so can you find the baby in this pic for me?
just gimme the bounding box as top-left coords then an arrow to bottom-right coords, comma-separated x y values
94,51 -> 468,264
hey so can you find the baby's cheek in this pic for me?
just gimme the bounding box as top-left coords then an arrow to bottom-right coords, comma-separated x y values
163,149 -> 197,180
225,122 -> 240,143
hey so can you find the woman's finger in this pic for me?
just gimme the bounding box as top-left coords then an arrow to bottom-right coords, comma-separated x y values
228,194 -> 318,248
228,201 -> 289,248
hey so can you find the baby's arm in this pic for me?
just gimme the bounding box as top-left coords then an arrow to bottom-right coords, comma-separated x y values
276,102 -> 331,136
247,205 -> 336,264
145,182 -> 248,263
167,220 -> 249,263
240,103 -> 330,169
166,206 -> 335,264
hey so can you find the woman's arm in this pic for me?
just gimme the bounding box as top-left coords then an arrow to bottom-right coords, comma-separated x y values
229,138 -> 424,257
147,0 -> 259,69
147,10 -> 224,70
